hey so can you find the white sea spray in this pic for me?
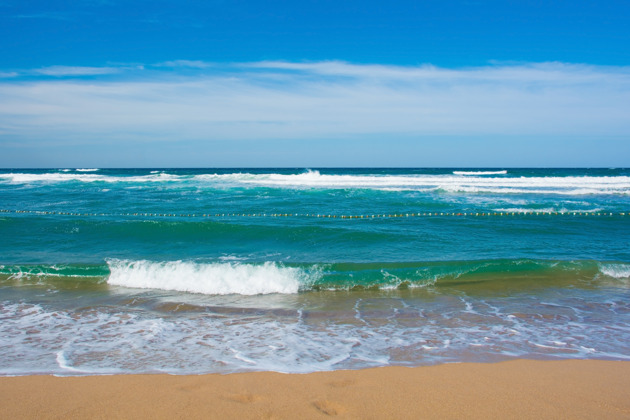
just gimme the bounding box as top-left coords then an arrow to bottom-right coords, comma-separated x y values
106,259 -> 314,295
599,263 -> 630,279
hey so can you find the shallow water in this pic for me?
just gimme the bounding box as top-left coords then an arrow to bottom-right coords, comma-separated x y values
1,168 -> 629,375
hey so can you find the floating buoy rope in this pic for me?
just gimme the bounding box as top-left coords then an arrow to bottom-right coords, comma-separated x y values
0,209 -> 626,219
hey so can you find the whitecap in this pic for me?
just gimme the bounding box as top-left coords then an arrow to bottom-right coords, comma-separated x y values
599,263 -> 630,279
106,259 -> 317,295
453,170 -> 507,175
1,170 -> 629,195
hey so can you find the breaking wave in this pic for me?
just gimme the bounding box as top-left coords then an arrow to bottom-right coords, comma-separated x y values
1,169 -> 629,195
599,263 -> 630,279
3,259 -> 630,295
106,259 -> 314,295
453,170 -> 508,175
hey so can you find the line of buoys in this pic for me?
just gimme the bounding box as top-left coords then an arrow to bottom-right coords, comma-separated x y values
0,209 -> 627,219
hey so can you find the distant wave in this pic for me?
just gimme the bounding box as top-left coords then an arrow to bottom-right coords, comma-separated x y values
453,170 -> 507,175
0,172 -> 180,184
1,170 -> 629,195
75,168 -> 99,172
230,171 -> 630,195
492,207 -> 604,214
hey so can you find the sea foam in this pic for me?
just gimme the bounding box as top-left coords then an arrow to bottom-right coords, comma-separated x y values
0,172 -> 182,184
1,170 -> 629,195
223,171 -> 630,195
492,207 -> 604,214
600,263 -> 630,279
453,170 -> 507,175
106,259 -> 312,295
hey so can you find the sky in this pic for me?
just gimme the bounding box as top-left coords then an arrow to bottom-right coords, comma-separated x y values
1,0 -> 629,167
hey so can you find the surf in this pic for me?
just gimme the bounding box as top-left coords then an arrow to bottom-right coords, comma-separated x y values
3,259 -> 628,295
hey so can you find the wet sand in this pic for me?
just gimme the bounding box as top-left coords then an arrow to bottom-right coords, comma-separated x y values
1,360 -> 629,419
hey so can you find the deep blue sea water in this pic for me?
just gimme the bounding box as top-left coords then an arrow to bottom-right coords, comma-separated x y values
1,168 -> 629,375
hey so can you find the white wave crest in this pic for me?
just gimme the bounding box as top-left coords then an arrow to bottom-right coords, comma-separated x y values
75,168 -> 99,172
453,170 -> 507,175
493,207 -> 604,214
106,259 -> 312,295
599,263 -> 630,279
227,171 -> 630,195
2,170 -> 630,195
0,172 -> 182,184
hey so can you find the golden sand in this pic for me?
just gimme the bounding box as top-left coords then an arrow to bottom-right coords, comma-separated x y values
1,360 -> 629,419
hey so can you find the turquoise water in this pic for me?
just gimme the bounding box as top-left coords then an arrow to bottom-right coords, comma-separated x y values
1,168 -> 629,375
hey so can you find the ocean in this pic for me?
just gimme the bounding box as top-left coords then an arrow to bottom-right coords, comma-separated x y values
1,168 -> 629,375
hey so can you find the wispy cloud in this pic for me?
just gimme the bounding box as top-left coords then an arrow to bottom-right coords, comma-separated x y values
12,12 -> 74,21
33,65 -> 121,76
248,60 -> 630,84
155,60 -> 215,69
0,61 -> 629,146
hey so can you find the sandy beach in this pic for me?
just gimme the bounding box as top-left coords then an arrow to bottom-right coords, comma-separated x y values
2,360 -> 629,419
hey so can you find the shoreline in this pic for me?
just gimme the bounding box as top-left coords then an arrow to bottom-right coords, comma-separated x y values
2,360 -> 629,419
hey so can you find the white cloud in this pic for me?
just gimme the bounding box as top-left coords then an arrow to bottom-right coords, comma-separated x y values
155,60 -> 214,69
247,60 -> 628,84
34,66 -> 120,76
0,61 -> 629,145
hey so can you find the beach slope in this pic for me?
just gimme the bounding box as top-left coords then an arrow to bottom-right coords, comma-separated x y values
2,360 -> 629,419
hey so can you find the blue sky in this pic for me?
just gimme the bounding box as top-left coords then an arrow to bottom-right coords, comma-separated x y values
1,0 -> 629,167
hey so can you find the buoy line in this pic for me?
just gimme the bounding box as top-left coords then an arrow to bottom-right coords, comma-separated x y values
0,209 -> 627,219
